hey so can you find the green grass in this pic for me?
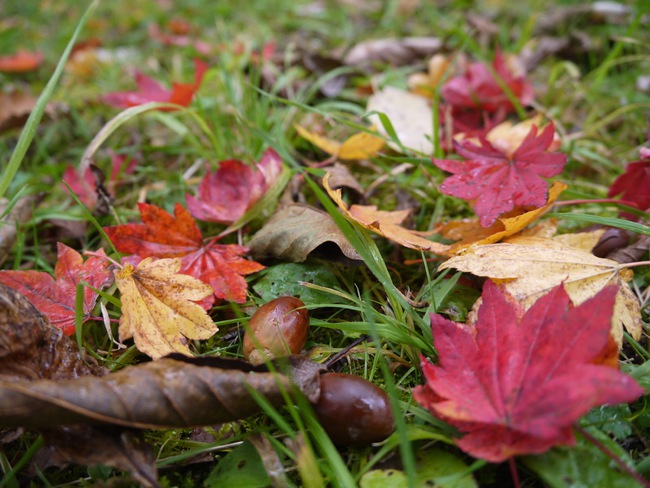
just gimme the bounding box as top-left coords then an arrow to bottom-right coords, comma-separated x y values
0,0 -> 649,486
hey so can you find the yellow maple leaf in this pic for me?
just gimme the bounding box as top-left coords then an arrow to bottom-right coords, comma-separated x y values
439,181 -> 567,253
294,124 -> 385,160
440,236 -> 642,347
323,173 -> 450,254
115,257 -> 217,359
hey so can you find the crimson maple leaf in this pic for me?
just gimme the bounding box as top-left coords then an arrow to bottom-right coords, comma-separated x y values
608,152 -> 650,211
102,58 -> 208,109
63,151 -> 137,210
441,50 -> 533,113
414,280 -> 643,463
0,243 -> 114,335
433,123 -> 567,227
104,203 -> 265,306
186,148 -> 283,224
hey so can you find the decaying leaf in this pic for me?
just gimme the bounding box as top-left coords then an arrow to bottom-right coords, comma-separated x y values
343,37 -> 442,67
0,193 -> 43,266
248,203 -> 362,262
0,243 -> 114,336
0,89 -> 58,134
324,174 -> 450,254
439,181 -> 567,253
294,124 -> 385,160
367,86 -> 435,154
0,355 -> 324,429
414,281 -> 643,462
0,283 -> 106,381
115,257 -> 217,358
0,283 -> 157,487
440,236 -> 642,344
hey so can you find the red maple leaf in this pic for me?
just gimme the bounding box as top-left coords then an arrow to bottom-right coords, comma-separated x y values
0,244 -> 114,335
608,152 -> 650,212
102,58 -> 208,109
186,148 -> 283,224
441,50 -> 533,113
414,281 -> 643,463
0,50 -> 44,73
433,123 -> 567,227
104,203 -> 265,305
63,151 -> 137,210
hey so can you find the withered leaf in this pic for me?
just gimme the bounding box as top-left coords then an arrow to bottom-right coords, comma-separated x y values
115,257 -> 217,359
249,203 -> 362,263
344,37 -> 442,67
0,355 -> 324,429
440,236 -> 642,345
0,194 -> 43,267
0,283 -> 106,382
0,89 -> 57,134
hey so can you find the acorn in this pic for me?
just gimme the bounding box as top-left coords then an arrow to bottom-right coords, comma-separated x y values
243,296 -> 309,365
313,372 -> 395,447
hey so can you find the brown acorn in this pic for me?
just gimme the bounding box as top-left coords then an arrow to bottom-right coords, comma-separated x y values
313,372 -> 395,447
243,296 -> 308,365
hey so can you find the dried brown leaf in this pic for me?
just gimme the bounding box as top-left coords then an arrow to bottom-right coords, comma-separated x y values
249,204 -> 362,263
0,355 -> 324,430
344,37 -> 442,67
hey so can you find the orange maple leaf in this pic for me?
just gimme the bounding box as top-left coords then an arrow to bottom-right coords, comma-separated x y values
323,173 -> 450,254
104,203 -> 265,306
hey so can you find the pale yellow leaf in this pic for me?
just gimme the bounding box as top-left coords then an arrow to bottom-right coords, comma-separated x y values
440,236 -> 641,346
115,257 -> 217,359
294,124 -> 384,160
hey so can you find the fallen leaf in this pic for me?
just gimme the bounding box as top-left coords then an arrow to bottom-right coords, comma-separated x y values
0,89 -> 56,134
439,181 -> 567,253
0,243 -> 114,336
0,354 -> 324,429
105,203 -> 265,305
114,257 -> 217,358
343,37 -> 442,67
323,174 -> 451,254
0,283 -> 107,381
294,124 -> 385,160
367,86 -> 435,154
414,281 -> 643,462
63,152 -> 137,212
608,156 -> 650,211
0,283 -> 156,486
408,54 -> 451,96
186,148 -> 283,223
433,123 -> 567,227
248,203 -> 362,262
0,49 -> 43,72
0,194 -> 43,266
441,50 -> 533,113
439,236 -> 643,344
456,115 -> 561,155
102,58 -> 208,109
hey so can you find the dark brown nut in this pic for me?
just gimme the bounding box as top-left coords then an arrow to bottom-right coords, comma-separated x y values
243,297 -> 308,365
592,228 -> 630,257
313,372 -> 395,447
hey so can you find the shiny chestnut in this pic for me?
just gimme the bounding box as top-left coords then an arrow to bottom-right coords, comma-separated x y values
313,372 -> 395,447
243,296 -> 308,365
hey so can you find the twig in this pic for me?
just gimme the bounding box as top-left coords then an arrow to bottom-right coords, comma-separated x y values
575,425 -> 650,488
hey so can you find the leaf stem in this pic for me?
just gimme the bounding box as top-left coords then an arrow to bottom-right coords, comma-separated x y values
83,250 -> 123,269
508,458 -> 521,488
575,425 -> 650,488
